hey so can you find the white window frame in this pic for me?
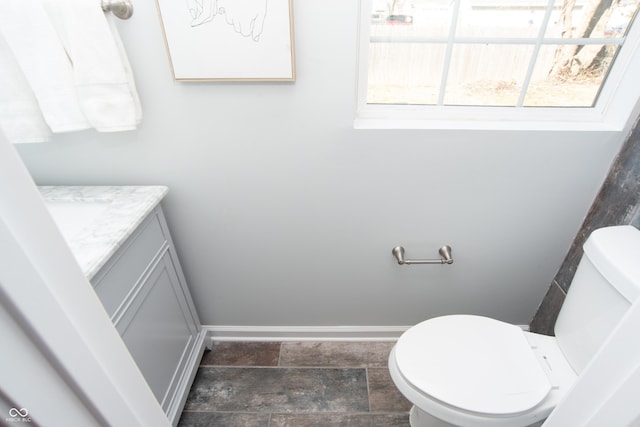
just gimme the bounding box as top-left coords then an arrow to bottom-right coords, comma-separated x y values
355,0 -> 640,131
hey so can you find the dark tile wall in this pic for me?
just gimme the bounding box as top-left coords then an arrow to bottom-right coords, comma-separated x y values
530,115 -> 640,335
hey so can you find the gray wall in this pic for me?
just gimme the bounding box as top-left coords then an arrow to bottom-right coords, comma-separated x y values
530,115 -> 640,335
15,0 -> 629,328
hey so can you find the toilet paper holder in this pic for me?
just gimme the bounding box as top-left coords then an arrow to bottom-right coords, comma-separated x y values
392,245 -> 453,265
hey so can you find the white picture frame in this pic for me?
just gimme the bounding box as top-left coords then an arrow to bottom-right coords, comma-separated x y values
155,0 -> 295,81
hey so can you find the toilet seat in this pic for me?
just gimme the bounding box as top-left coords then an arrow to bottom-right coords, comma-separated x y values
394,315 -> 552,416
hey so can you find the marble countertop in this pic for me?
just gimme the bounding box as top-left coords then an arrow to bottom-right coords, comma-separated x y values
38,186 -> 168,279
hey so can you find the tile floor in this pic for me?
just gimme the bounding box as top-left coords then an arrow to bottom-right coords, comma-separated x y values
178,341 -> 412,427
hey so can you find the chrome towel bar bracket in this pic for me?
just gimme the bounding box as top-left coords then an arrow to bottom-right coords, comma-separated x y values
392,245 -> 453,265
101,0 -> 134,20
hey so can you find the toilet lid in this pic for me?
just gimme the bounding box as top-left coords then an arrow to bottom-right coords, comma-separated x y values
395,315 -> 551,415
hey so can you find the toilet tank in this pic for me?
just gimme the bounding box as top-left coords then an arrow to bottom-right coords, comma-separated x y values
554,225 -> 640,375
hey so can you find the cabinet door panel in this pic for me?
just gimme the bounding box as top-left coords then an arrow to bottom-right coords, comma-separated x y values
93,213 -> 166,318
115,252 -> 196,409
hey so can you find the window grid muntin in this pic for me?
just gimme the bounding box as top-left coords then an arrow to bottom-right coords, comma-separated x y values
439,0 -> 462,105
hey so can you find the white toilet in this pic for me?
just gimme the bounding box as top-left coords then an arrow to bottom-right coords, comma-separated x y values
389,225 -> 640,427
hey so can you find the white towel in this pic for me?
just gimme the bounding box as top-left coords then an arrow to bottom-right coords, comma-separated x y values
43,0 -> 141,132
0,0 -> 141,141
106,15 -> 142,126
0,0 -> 90,133
0,32 -> 51,143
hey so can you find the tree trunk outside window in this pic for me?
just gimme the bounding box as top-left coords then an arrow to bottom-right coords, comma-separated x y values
549,0 -> 617,80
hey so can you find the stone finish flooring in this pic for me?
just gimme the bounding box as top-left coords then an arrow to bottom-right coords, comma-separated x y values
178,341 -> 412,426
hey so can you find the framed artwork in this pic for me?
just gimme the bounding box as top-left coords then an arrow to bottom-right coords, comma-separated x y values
155,0 -> 295,81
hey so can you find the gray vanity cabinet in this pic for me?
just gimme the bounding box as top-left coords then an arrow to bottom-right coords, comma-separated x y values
90,205 -> 205,426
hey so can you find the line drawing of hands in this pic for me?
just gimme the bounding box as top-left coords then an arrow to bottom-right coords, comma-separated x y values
187,0 -> 217,27
217,0 -> 268,42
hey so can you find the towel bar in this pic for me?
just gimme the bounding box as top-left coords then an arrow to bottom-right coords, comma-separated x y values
101,0 -> 133,20
392,245 -> 454,265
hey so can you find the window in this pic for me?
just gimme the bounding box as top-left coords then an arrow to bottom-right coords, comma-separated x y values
356,0 -> 640,130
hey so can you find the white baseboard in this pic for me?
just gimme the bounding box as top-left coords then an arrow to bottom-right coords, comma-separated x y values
203,323 -> 531,343
203,325 -> 412,342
